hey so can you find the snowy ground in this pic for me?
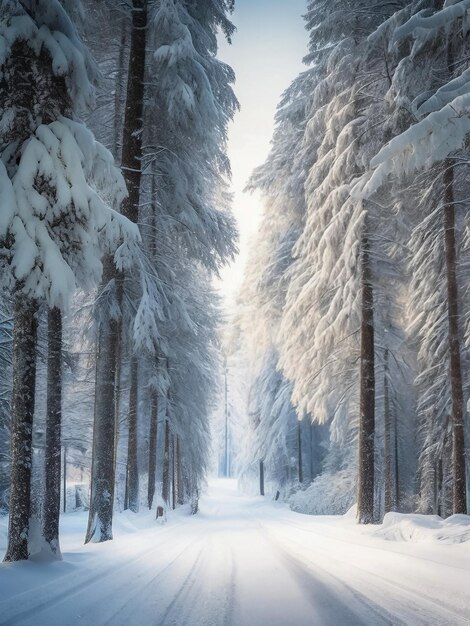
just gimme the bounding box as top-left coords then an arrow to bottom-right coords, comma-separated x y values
1,480 -> 470,626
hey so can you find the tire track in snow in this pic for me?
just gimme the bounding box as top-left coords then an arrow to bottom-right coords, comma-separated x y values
259,518 -> 470,625
157,531 -> 237,626
223,545 -> 237,626
261,525 -> 399,626
248,518 -> 394,626
157,537 -> 207,626
0,520 -> 190,626
99,535 -> 207,626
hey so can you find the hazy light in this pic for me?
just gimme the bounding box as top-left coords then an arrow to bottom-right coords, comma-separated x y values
217,0 -> 308,307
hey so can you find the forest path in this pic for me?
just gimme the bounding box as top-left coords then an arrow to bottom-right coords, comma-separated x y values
1,479 -> 470,625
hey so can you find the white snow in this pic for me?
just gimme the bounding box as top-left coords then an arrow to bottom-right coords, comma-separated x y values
1,479 -> 469,625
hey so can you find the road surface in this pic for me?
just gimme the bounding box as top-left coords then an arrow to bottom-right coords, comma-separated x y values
0,479 -> 469,625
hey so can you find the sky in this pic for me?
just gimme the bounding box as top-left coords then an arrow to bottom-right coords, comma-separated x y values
217,0 -> 308,306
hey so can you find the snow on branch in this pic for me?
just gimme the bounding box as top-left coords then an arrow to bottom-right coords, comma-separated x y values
6,117 -> 139,309
0,3 -> 95,110
352,93 -> 470,198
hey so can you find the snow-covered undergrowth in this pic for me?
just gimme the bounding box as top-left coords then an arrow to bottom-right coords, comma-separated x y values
288,489 -> 470,545
373,512 -> 470,544
288,470 -> 356,516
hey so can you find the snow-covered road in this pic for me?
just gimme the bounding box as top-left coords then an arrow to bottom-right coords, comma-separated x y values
1,479 -> 470,625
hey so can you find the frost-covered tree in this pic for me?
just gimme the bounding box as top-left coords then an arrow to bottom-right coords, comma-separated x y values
85,0 -> 148,542
85,0 -> 238,537
136,0 -> 238,508
238,0 -> 431,522
354,0 -> 470,515
0,0 -> 136,561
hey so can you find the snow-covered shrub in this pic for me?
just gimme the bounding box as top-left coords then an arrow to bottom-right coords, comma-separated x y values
288,469 -> 357,516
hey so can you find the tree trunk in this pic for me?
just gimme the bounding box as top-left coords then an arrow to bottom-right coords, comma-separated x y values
260,460 -> 265,497
309,423 -> 315,483
113,325 -> 123,486
63,445 -> 67,514
43,307 -> 63,557
120,0 -> 147,224
147,387 -> 158,509
297,421 -> 303,484
443,159 -> 467,515
383,348 -> 392,514
394,410 -> 400,509
171,435 -> 176,510
357,230 -> 376,524
176,435 -> 183,506
85,270 -> 120,543
113,18 -> 128,160
126,356 -> 139,513
85,0 -> 148,542
4,297 -> 38,562
162,419 -> 170,506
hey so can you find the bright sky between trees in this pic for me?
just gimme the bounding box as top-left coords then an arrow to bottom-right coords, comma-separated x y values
217,0 -> 308,305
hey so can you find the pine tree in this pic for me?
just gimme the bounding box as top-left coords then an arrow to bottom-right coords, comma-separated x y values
0,0 -> 136,559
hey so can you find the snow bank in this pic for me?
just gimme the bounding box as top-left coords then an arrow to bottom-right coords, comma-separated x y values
285,476 -> 470,546
0,503 -> 192,561
373,512 -> 470,544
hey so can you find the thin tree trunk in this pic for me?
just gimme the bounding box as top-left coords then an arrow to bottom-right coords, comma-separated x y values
63,445 -> 67,514
162,418 -> 170,506
85,268 -> 120,543
85,0 -> 148,543
4,297 -> 38,562
147,387 -> 158,509
383,348 -> 392,514
394,410 -> 400,509
113,18 -> 128,160
126,356 -> 139,512
309,423 -> 315,483
113,326 -> 122,486
297,421 -> 303,484
260,460 -> 265,496
176,435 -> 183,506
119,0 -> 148,515
43,307 -> 63,557
120,0 -> 147,224
171,435 -> 176,510
443,158 -> 467,514
357,230 -> 376,524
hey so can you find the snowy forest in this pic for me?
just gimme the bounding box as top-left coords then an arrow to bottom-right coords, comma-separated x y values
0,0 -> 470,623
0,0 -> 238,562
221,0 -> 470,525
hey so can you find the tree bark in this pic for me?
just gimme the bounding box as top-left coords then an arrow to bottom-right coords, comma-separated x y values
260,460 -> 265,496
120,0 -> 147,224
297,421 -> 303,484
171,435 -> 176,510
394,410 -> 400,510
63,445 -> 67,514
176,435 -> 183,506
113,18 -> 128,160
309,423 -> 315,483
85,270 -> 120,543
383,348 -> 392,514
43,307 -> 63,557
147,387 -> 158,509
162,418 -> 170,506
4,297 -> 38,562
443,163 -> 466,514
126,356 -> 139,513
357,230 -> 376,524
